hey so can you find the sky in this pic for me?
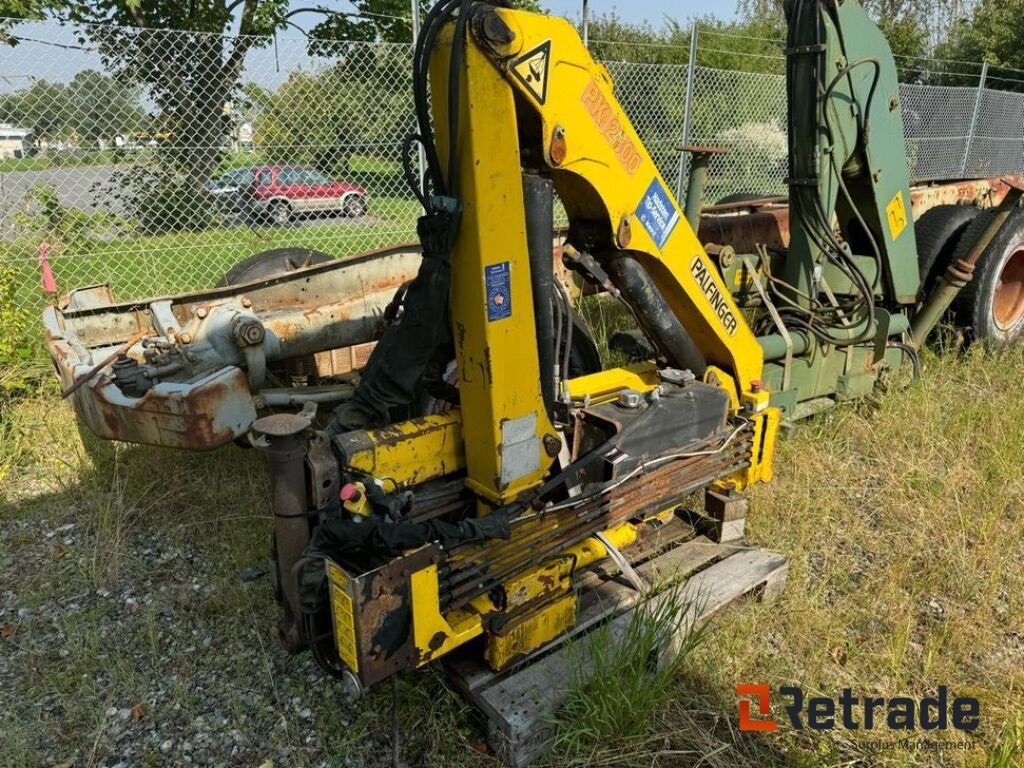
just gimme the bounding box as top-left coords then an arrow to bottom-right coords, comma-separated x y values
0,0 -> 743,92
544,0 -> 739,27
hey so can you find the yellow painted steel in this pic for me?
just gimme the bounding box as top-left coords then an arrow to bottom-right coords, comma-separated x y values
563,522 -> 639,570
566,364 -> 661,402
485,593 -> 578,670
326,561 -> 360,673
342,411 -> 465,489
429,26 -> 559,505
476,8 -> 766,404
409,564 -> 484,665
497,558 -> 574,611
338,7 -> 783,676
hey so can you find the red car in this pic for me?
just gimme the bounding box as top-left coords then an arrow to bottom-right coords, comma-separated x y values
242,165 -> 369,225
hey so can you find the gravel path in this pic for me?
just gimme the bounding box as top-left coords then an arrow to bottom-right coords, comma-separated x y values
1,499 -> 491,767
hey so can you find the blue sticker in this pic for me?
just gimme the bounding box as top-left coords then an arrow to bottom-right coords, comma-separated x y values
636,177 -> 681,249
485,262 -> 512,322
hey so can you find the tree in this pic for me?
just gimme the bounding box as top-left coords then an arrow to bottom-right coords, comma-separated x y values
6,0 -> 543,188
0,79 -> 68,140
939,0 -> 1024,77
249,44 -> 414,176
0,0 -> 47,44
65,70 -> 145,146
0,71 -> 144,146
51,1 -> 289,188
737,0 -> 928,59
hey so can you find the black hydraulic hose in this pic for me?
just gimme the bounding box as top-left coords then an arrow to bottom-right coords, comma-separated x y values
446,0 -> 473,201
603,253 -> 707,377
411,0 -> 462,200
523,172 -> 557,416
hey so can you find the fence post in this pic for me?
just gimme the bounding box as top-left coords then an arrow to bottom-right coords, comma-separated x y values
411,0 -> 426,195
674,24 -> 699,203
581,0 -> 589,48
961,61 -> 989,178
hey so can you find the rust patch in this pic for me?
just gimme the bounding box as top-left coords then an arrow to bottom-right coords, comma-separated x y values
697,175 -> 1022,254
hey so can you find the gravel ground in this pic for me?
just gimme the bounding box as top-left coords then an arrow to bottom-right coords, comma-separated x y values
0,432 -> 493,768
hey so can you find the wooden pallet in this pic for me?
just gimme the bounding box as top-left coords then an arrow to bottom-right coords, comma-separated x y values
445,521 -> 788,768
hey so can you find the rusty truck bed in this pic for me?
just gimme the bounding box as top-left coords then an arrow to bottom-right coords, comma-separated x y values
44,175 -> 1018,452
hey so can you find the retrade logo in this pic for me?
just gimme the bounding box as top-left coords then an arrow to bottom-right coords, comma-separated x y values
736,685 -> 980,733
737,684 -> 777,732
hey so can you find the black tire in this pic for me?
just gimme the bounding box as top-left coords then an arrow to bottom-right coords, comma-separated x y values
914,205 -> 982,295
714,192 -> 768,206
216,247 -> 335,287
951,207 -> 1024,347
567,310 -> 603,378
343,194 -> 368,218
268,200 -> 292,226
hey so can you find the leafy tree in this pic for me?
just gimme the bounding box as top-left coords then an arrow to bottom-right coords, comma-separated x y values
65,70 -> 145,146
248,44 -> 414,176
737,0 -> 927,59
0,71 -> 144,145
0,79 -> 68,139
52,1 -> 291,188
939,0 -> 1024,79
0,0 -> 47,44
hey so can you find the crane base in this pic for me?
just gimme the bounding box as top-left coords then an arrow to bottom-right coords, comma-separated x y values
444,517 -> 788,768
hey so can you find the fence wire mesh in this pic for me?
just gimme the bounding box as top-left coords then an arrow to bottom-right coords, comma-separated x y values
0,18 -> 1022,322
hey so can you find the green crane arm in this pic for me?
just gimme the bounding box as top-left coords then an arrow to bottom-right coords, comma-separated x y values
783,0 -> 921,341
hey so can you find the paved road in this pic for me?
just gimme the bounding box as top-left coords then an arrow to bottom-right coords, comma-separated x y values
0,164 -> 123,220
0,164 -> 388,235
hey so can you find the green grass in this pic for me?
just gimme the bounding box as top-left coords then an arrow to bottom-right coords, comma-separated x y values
2,193 -> 421,355
3,298 -> 1024,765
549,588 -> 710,765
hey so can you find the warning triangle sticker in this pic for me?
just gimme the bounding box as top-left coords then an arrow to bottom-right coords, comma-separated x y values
510,40 -> 551,105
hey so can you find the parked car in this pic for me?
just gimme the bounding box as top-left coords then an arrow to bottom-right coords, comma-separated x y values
208,167 -> 255,211
241,165 -> 369,225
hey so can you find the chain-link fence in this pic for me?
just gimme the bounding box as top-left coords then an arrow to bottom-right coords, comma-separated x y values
1,17 -> 1022,325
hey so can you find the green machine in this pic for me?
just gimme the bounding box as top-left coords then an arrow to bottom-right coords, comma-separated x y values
715,0 -> 1024,418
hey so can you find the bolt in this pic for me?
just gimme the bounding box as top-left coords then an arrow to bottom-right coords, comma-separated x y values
231,316 -> 265,347
196,307 -> 208,319
240,296 -> 252,308
177,332 -> 192,345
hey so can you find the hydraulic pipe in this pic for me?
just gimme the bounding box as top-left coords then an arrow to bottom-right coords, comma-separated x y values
757,314 -> 911,361
523,172 -> 557,416
681,145 -> 728,233
604,253 -> 707,376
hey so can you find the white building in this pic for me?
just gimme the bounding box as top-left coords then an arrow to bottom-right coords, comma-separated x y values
0,124 -> 32,158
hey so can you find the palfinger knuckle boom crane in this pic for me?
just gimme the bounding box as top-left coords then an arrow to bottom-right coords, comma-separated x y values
254,0 -> 1019,692
42,0 -> 1024,705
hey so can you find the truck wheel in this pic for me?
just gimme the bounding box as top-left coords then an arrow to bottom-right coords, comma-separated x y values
952,208 -> 1024,347
216,247 -> 335,287
268,200 -> 292,226
914,205 -> 982,295
566,310 -> 602,378
343,195 -> 368,218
